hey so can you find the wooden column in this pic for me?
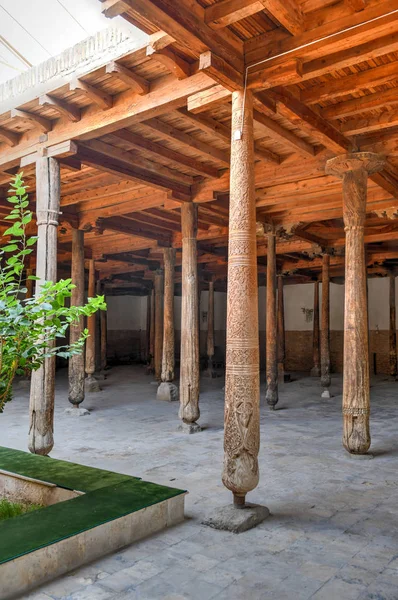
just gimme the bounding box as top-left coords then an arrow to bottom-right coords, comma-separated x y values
85,259 -> 100,392
25,265 -> 34,299
266,227 -> 278,409
204,278 -> 216,378
320,253 -> 331,398
154,269 -> 164,381
277,274 -> 285,385
68,229 -> 86,409
100,300 -> 107,374
389,273 -> 397,378
326,152 -> 385,454
311,281 -> 321,377
147,288 -> 155,374
28,156 -> 60,455
157,249 -> 178,401
179,202 -> 200,433
222,89 -> 261,507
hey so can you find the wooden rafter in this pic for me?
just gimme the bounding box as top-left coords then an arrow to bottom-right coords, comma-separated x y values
70,78 -> 113,110
10,109 -> 52,133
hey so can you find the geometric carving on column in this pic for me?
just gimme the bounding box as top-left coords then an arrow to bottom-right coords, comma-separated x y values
326,152 -> 385,454
265,225 -> 278,409
320,253 -> 331,398
311,280 -> 321,377
157,248 -> 178,401
154,269 -> 164,382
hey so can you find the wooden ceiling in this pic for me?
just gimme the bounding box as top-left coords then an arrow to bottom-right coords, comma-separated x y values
0,0 -> 398,292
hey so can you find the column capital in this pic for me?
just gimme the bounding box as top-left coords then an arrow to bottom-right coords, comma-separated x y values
326,152 -> 385,178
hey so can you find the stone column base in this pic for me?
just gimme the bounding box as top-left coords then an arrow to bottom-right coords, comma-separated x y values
178,422 -> 202,434
156,382 -> 179,402
65,407 -> 90,416
85,375 -> 101,393
321,389 -> 332,398
202,503 -> 270,533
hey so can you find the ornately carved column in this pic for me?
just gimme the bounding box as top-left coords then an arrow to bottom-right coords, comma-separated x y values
154,269 -> 164,381
277,274 -> 285,385
204,278 -> 216,378
326,152 -> 385,454
222,89 -> 260,506
389,273 -> 397,378
266,227 -> 278,409
179,202 -> 201,432
157,248 -> 178,401
29,156 -> 60,455
311,280 -> 321,377
85,259 -> 100,393
68,229 -> 87,410
320,253 -> 331,398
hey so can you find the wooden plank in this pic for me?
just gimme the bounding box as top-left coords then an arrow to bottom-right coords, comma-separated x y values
20,140 -> 78,167
146,45 -> 191,79
112,128 -> 220,178
10,109 -> 52,133
70,78 -> 113,110
199,51 -> 243,91
346,0 -> 366,11
253,109 -> 315,156
259,0 -> 303,35
105,61 -> 149,95
340,109 -> 398,136
144,117 -> 230,165
321,87 -> 398,120
205,0 -> 266,29
39,95 -> 81,122
187,85 -> 231,113
0,128 -> 21,147
98,215 -> 172,244
101,0 -> 130,17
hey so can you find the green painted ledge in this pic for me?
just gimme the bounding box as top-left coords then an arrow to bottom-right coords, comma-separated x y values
0,446 -> 185,565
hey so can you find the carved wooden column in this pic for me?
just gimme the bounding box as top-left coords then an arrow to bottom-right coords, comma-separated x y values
68,229 -> 87,411
147,288 -> 155,374
277,274 -> 285,385
85,259 -> 100,392
326,152 -> 385,454
266,227 -> 278,409
389,273 -> 397,378
311,280 -> 321,377
320,253 -> 331,398
204,278 -> 216,378
100,297 -> 107,374
154,269 -> 164,381
157,249 -> 178,401
222,89 -> 261,507
28,156 -> 60,455
179,202 -> 200,433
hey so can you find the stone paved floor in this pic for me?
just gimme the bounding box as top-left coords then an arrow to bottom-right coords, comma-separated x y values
1,366 -> 398,600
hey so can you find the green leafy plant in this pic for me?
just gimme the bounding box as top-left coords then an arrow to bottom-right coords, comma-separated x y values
0,498 -> 43,521
0,173 -> 106,412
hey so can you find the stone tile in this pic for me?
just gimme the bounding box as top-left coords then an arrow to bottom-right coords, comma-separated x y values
310,576 -> 368,600
67,585 -> 115,600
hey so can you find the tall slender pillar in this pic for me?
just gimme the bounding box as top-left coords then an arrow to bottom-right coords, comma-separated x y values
266,227 -> 278,409
147,288 -> 155,374
28,156 -> 60,455
85,259 -> 100,393
389,273 -> 397,378
68,229 -> 87,410
204,278 -> 216,378
100,299 -> 107,374
157,249 -> 178,401
326,152 -> 385,454
311,281 -> 321,377
26,265 -> 34,299
179,203 -> 200,433
277,274 -> 285,385
320,253 -> 331,398
222,89 -> 262,508
154,269 -> 164,381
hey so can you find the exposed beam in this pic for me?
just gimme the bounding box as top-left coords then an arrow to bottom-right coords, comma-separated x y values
187,85 -> 231,114
0,128 -> 21,147
253,109 -> 315,156
39,94 -> 81,122
321,87 -> 398,120
346,0 -> 366,11
105,61 -> 149,95
198,51 -> 243,91
98,216 -> 172,244
70,77 -> 113,110
205,0 -> 267,29
258,0 -> 303,35
101,0 -> 130,18
146,45 -> 191,79
10,109 -> 52,133
340,109 -> 398,136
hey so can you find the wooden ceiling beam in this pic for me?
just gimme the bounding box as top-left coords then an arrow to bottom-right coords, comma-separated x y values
253,108 -> 316,156
205,0 -> 267,29
39,95 -> 81,122
345,0 -> 366,11
70,78 -> 113,110
187,85 -> 231,114
105,61 -> 149,95
10,109 -> 52,133
198,51 -> 243,91
97,216 -> 171,245
146,45 -> 191,79
341,109 -> 398,136
0,128 -> 21,147
111,128 -> 219,178
321,86 -> 398,120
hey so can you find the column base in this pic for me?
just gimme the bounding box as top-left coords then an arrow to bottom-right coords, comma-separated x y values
178,421 -> 202,434
266,387 -> 278,409
157,382 -> 179,402
202,503 -> 270,533
310,367 -> 321,377
64,407 -> 90,416
94,370 -> 107,381
85,375 -> 101,393
348,452 -> 374,460
321,389 -> 332,398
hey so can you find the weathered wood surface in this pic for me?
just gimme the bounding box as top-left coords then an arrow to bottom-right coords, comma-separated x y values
29,156 -> 60,455
222,89 -> 260,506
277,274 -> 285,385
320,253 -> 331,397
158,249 -> 178,401
266,228 -> 278,408
100,298 -> 107,373
179,202 -> 200,427
85,258 -> 100,392
154,269 -> 164,381
68,229 -> 85,406
389,274 -> 397,378
311,281 -> 321,377
204,278 -> 216,377
326,152 -> 385,454
148,288 -> 155,374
